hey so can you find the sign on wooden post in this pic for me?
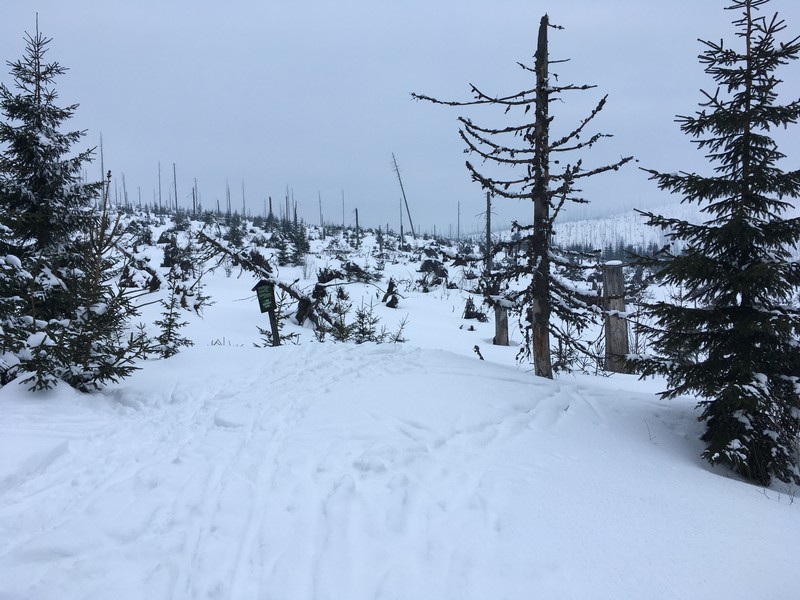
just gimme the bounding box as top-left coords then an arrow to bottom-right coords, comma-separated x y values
252,280 -> 281,346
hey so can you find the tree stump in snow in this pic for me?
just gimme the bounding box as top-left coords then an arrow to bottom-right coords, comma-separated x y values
382,278 -> 399,308
493,306 -> 509,346
602,261 -> 630,373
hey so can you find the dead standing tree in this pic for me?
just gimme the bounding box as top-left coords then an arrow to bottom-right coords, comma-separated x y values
414,14 -> 632,378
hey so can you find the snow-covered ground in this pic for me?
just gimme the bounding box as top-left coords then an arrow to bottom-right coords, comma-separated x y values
0,226 -> 798,599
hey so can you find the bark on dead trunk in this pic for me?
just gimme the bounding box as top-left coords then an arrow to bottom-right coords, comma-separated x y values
486,191 -> 509,346
531,14 -> 553,379
603,262 -> 630,373
494,306 -> 509,346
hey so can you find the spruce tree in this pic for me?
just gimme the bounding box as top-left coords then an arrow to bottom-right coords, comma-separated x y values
0,225 -> 30,385
154,277 -> 193,358
0,24 -> 147,391
50,173 -> 150,391
636,0 -> 800,485
0,22 -> 99,252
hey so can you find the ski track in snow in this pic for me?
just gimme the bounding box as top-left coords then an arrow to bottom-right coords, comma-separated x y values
0,346 -> 546,599
0,343 -> 797,599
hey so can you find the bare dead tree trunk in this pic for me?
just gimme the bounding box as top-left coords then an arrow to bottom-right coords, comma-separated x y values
494,306 -> 509,346
158,161 -> 162,211
602,261 -> 630,373
392,153 -> 416,240
355,207 -> 360,248
531,15 -> 553,378
485,191 -> 492,274
487,191 -> 509,346
412,12 -> 632,380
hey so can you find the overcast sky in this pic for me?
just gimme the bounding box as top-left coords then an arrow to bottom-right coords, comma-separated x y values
2,0 -> 799,234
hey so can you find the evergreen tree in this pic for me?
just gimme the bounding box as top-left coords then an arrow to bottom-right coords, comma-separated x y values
0,25 -> 147,391
636,0 -> 800,485
154,277 -> 193,358
9,173 -> 149,391
291,217 -> 310,266
0,225 -> 30,385
0,23 -> 99,252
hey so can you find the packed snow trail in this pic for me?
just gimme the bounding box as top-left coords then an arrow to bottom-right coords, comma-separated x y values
0,343 -> 797,599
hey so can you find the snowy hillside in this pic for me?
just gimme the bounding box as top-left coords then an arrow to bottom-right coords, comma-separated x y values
552,203 -> 696,253
552,200 -> 800,258
0,219 -> 798,599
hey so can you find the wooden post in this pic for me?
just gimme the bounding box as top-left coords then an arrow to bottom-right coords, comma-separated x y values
267,310 -> 280,347
602,261 -> 630,373
494,305 -> 509,346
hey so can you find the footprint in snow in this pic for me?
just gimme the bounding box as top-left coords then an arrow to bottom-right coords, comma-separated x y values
212,408 -> 248,429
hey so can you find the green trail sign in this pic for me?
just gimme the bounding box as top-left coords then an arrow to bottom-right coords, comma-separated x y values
252,280 -> 281,346
253,280 -> 276,313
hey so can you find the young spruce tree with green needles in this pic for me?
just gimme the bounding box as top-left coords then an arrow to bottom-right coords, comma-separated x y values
0,23 -> 148,391
636,0 -> 800,485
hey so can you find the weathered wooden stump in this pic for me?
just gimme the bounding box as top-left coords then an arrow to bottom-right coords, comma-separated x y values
602,261 -> 630,373
494,306 -> 509,346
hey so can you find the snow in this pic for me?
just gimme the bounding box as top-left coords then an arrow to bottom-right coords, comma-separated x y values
24,331 -> 52,348
0,229 -> 798,599
88,302 -> 108,316
3,254 -> 22,270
